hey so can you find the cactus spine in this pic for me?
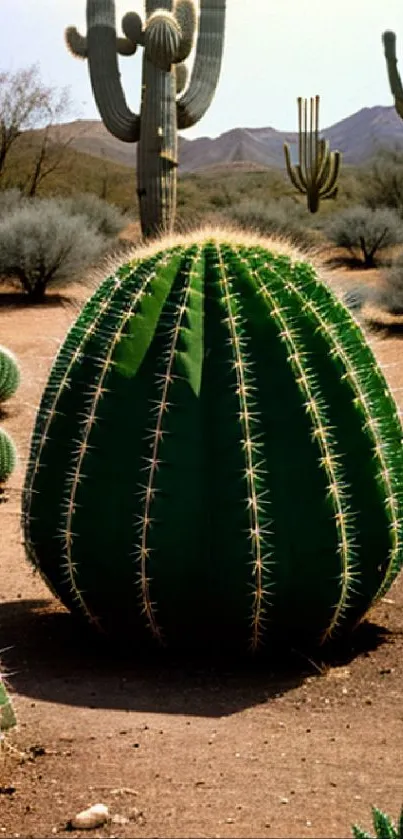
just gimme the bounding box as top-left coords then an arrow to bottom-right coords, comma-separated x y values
383,31 -> 403,119
284,96 -> 341,213
0,346 -> 20,404
22,229 -> 403,654
66,1 -> 226,238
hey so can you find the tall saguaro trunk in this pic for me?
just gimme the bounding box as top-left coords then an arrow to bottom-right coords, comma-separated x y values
137,60 -> 178,238
66,0 -> 226,238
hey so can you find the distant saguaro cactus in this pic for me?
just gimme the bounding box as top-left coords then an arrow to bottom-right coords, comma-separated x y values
66,0 -> 226,238
284,96 -> 341,213
383,31 -> 403,119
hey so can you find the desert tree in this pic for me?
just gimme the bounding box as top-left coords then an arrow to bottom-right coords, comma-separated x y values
0,64 -> 75,196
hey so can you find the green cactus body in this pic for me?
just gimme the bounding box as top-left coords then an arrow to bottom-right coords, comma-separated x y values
383,31 -> 403,120
284,96 -> 341,214
0,346 -> 20,404
0,675 -> 16,733
66,0 -> 226,237
22,231 -> 403,653
0,428 -> 17,484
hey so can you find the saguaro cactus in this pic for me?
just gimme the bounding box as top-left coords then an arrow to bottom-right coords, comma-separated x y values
284,96 -> 341,213
22,229 -> 403,655
66,0 -> 226,238
383,31 -> 403,119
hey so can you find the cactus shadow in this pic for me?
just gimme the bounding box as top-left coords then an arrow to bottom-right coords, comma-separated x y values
0,598 -> 392,718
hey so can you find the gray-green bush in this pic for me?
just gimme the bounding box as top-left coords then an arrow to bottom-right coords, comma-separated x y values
357,148 -> 403,214
0,189 -> 28,218
0,203 -> 107,301
225,197 -> 320,247
325,205 -> 403,267
373,250 -> 403,314
52,193 -> 127,238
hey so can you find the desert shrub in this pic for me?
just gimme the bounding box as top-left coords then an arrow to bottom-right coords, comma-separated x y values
225,197 -> 320,247
357,148 -> 403,213
0,203 -> 107,301
0,188 -> 28,218
372,250 -> 403,314
325,206 -> 403,267
45,193 -> 127,238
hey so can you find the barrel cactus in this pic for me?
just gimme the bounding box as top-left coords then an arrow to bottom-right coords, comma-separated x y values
22,230 -> 403,653
0,428 -> 17,485
0,345 -> 20,404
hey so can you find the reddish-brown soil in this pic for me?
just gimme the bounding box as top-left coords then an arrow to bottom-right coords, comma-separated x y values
1,266 -> 403,839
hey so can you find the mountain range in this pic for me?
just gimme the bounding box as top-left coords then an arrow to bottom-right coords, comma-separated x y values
54,105 -> 403,173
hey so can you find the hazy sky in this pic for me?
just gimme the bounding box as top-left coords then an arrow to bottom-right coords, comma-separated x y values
2,0 -> 403,139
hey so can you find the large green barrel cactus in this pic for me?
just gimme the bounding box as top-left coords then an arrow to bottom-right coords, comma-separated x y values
22,230 -> 403,653
0,345 -> 20,404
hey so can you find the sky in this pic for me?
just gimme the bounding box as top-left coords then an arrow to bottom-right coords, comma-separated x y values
2,0 -> 403,139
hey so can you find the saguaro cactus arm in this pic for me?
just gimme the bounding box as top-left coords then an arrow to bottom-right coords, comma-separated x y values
382,31 -> 403,120
177,0 -> 226,129
65,0 -> 141,142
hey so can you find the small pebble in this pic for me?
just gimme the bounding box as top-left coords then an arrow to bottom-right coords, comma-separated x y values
69,803 -> 109,830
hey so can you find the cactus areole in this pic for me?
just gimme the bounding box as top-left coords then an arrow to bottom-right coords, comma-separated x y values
66,0 -> 226,238
23,230 -> 403,654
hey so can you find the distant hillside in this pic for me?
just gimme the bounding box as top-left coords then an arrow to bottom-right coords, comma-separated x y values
50,105 -> 403,172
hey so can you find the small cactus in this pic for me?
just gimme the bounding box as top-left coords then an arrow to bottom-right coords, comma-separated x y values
284,96 -> 341,213
0,674 -> 16,734
0,428 -> 17,486
22,229 -> 403,654
352,805 -> 403,839
0,345 -> 20,404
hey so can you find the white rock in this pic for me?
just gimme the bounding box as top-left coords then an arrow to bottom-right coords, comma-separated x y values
70,803 -> 109,830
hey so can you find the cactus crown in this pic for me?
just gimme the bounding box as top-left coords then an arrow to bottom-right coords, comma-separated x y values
23,228 -> 403,654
